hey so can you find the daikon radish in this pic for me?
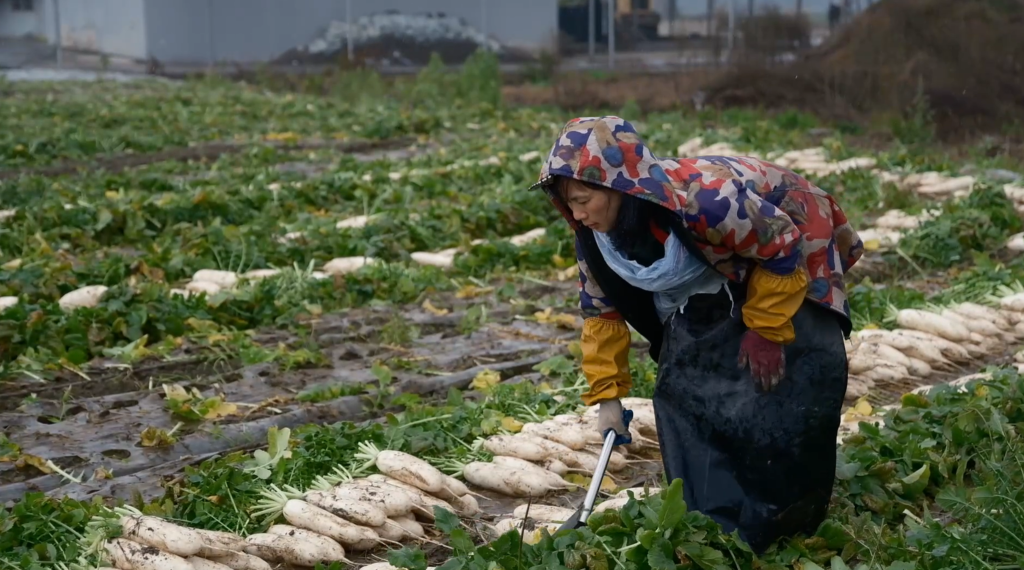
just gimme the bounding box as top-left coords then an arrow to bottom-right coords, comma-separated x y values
248,530 -> 348,566
1015,321 -> 1024,338
369,520 -> 407,542
892,329 -> 971,362
282,499 -> 381,547
951,302 -> 1013,331
389,516 -> 425,539
482,434 -> 551,462
444,475 -> 470,497
356,444 -> 447,495
105,539 -> 195,570
846,378 -> 870,399
453,494 -> 481,517
120,514 -> 205,557
896,309 -> 971,342
207,552 -> 272,570
512,504 -> 576,522
303,490 -> 388,527
1016,349 -> 1024,363
323,256 -> 377,276
548,415 -> 604,444
856,343 -> 913,369
940,309 -> 1005,338
999,293 -> 1024,312
363,474 -> 457,519
329,483 -> 415,518
963,343 -> 989,359
242,268 -> 281,280
491,456 -> 574,490
186,281 -> 222,295
854,329 -> 951,367
593,497 -> 630,513
905,357 -> 932,377
0,296 -> 17,311
542,458 -> 569,476
193,269 -> 238,288
193,529 -> 247,557
520,422 -> 587,450
860,363 -> 909,383
462,461 -> 564,497
515,434 -> 581,466
614,486 -> 662,500
848,354 -> 876,375
999,309 -> 1024,325
188,558 -> 235,570
59,285 -> 109,312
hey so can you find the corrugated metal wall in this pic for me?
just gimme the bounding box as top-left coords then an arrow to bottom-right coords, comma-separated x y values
144,0 -> 557,65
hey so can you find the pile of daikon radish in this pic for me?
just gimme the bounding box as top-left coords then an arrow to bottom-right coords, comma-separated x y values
84,400 -> 664,570
844,289 -> 1024,399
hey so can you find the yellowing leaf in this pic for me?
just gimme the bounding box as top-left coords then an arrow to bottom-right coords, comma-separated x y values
863,239 -> 881,251
852,397 -> 873,417
139,427 -> 176,447
2,258 -> 22,270
16,454 -> 52,474
104,190 -> 119,199
534,308 -> 579,329
471,369 -> 501,392
537,382 -> 554,394
600,476 -> 617,493
265,131 -> 300,142
557,266 -> 578,281
975,384 -> 990,397
162,383 -> 191,401
456,285 -> 494,299
202,400 -> 239,420
422,299 -> 449,316
567,341 -> 583,359
500,416 -> 524,433
92,466 -> 114,480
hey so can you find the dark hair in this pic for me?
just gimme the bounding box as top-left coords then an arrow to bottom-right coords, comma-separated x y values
553,176 -> 672,267
607,193 -> 672,267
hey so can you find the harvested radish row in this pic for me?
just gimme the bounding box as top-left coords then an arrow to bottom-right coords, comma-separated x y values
482,434 -> 552,462
193,528 -> 248,557
462,461 -> 568,497
355,442 -> 448,495
894,308 -> 971,342
491,455 -> 576,490
282,499 -> 381,548
120,514 -> 206,557
104,538 -> 195,570
520,421 -> 588,450
245,530 -> 349,566
189,557 -> 235,570
207,551 -> 273,570
512,504 -> 576,522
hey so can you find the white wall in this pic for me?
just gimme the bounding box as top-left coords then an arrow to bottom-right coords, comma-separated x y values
0,0 -> 49,38
49,0 -> 148,58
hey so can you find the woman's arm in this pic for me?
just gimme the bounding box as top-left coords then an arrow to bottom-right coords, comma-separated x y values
575,236 -> 633,405
684,178 -> 808,344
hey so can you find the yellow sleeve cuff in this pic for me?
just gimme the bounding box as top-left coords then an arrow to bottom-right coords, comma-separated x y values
741,266 -> 809,345
579,317 -> 633,406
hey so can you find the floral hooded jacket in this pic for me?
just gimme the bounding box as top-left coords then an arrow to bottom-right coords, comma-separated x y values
533,116 -> 864,405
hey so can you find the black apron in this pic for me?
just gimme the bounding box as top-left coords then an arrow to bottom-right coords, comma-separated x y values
652,281 -> 848,554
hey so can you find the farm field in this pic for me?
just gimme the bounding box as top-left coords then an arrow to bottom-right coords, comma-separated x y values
3,58 -> 1024,570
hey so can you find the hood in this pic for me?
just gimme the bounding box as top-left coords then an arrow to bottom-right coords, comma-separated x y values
531,116 -> 687,230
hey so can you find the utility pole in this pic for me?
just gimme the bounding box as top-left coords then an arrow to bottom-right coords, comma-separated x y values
480,0 -> 487,39
588,0 -> 595,58
346,0 -> 354,61
608,0 -> 616,68
53,0 -> 62,67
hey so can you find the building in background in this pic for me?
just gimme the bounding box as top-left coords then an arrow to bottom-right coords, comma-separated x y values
0,0 -> 558,65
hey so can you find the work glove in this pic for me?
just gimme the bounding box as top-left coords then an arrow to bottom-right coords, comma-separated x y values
596,398 -> 633,447
737,329 -> 785,392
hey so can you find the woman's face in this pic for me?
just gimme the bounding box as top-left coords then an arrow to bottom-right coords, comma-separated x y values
562,179 -> 622,233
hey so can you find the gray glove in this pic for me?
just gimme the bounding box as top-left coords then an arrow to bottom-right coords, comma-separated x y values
597,398 -> 627,437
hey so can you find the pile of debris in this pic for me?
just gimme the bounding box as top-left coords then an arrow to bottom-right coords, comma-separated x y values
703,0 -> 1024,137
277,11 -> 527,66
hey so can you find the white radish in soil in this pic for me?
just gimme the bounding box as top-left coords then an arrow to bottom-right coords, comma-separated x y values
491,518 -> 562,542
247,531 -> 348,566
193,529 -> 247,557
512,504 -> 576,522
491,456 -> 575,490
389,516 -> 426,539
576,448 -> 628,473
860,364 -> 910,383
206,552 -> 272,570
542,458 -> 570,476
454,493 -> 481,517
951,302 -> 1013,331
282,499 -> 381,547
855,343 -> 913,369
593,497 -> 631,513
188,558 -> 235,570
515,434 -> 582,466
303,490 -> 388,528
614,486 -> 663,500
548,415 -> 605,444
520,422 -> 588,450
939,308 -> 1008,340
355,443 -> 447,495
905,357 -> 933,378
104,538 -> 194,570
891,329 -> 972,362
462,461 -> 565,497
363,474 -> 459,519
853,329 -> 951,367
120,514 -> 205,557
329,483 -> 415,518
482,434 -> 552,462
59,285 -> 109,312
192,269 -> 239,289
848,354 -> 877,376
895,309 -> 972,342
999,292 -> 1024,313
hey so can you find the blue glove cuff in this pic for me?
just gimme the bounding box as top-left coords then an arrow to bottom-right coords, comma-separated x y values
602,408 -> 633,447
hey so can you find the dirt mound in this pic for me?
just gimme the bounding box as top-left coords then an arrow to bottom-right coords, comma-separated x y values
704,0 -> 1024,136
